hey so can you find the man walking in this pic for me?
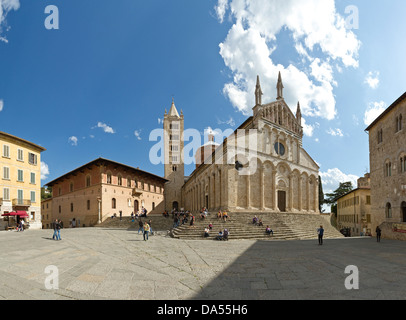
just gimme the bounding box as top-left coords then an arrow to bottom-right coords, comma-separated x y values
317,225 -> 324,245
56,220 -> 62,240
52,219 -> 58,240
376,226 -> 382,242
143,221 -> 150,241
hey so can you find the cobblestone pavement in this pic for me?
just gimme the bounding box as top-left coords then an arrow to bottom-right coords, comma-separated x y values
0,228 -> 405,300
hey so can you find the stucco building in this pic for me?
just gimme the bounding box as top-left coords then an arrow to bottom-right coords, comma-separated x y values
336,174 -> 371,236
0,131 -> 46,230
44,158 -> 167,227
164,74 -> 320,214
366,92 -> 406,240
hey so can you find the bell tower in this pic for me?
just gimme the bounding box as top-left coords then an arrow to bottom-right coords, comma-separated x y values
163,98 -> 184,211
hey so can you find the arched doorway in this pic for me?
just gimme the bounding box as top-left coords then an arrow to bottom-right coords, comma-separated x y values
402,202 -> 406,223
173,201 -> 179,211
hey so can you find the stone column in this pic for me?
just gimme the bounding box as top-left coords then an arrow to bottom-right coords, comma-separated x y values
288,174 -> 293,211
260,166 -> 265,210
298,176 -> 303,212
307,178 -> 310,213
272,171 -> 277,211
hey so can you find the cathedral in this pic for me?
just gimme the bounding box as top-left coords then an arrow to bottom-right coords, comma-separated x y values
163,73 -> 320,214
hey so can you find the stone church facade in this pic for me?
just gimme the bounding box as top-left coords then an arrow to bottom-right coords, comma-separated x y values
164,74 -> 320,214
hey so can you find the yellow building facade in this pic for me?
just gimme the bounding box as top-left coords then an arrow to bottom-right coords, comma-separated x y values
0,131 -> 46,230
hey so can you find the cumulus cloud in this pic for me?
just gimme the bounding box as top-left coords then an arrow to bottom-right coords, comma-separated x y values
40,161 -> 50,180
216,0 -> 360,122
68,136 -> 78,146
95,122 -> 115,134
320,168 -> 359,194
364,71 -> 380,89
0,0 -> 20,43
364,101 -> 386,126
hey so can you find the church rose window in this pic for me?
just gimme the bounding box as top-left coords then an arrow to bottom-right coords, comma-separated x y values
274,142 -> 285,156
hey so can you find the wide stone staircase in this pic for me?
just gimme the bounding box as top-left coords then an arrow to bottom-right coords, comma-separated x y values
171,212 -> 344,241
95,214 -> 174,233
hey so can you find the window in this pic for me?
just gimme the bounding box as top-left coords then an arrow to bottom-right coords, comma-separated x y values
118,175 -> 122,186
2,145 -> 10,158
172,165 -> 177,172
30,191 -> 36,203
107,173 -> 112,184
366,196 -> 371,205
28,153 -> 37,165
401,156 -> 406,173
87,200 -> 90,210
86,176 -> 91,187
377,129 -> 383,144
112,198 -> 116,209
59,205 -> 61,213
17,169 -> 24,182
386,203 -> 392,219
152,202 -> 155,210
70,203 -> 74,212
274,142 -> 286,156
30,172 -> 36,184
127,178 -> 131,188
3,167 -> 10,180
3,188 -> 10,201
70,182 -> 74,192
17,149 -> 24,161
17,190 -> 23,204
396,115 -> 403,132
385,162 -> 392,177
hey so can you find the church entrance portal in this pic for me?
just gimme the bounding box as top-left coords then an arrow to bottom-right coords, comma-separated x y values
278,191 -> 286,212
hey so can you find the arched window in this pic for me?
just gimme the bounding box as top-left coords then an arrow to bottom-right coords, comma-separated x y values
107,172 -> 112,184
386,203 -> 392,219
385,161 -> 392,177
112,198 -> 116,209
69,182 -> 74,192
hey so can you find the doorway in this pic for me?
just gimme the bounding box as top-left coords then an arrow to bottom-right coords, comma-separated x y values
278,191 -> 286,212
134,200 -> 139,212
402,202 -> 406,223
173,201 -> 179,211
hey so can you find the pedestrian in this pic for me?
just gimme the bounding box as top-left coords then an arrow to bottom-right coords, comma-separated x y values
317,225 -> 324,245
138,219 -> 143,234
376,226 -> 382,242
143,222 -> 150,241
204,227 -> 210,238
52,219 -> 58,240
56,220 -> 62,240
148,219 -> 153,234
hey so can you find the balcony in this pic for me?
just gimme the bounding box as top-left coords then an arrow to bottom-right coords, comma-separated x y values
132,188 -> 143,197
12,199 -> 31,207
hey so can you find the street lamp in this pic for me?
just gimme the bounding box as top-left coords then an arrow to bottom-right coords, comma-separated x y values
97,197 -> 101,224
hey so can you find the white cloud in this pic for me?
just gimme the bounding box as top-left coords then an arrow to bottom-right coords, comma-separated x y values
134,130 -> 142,140
40,161 -> 50,180
215,0 -> 229,23
0,99 -> 3,112
217,116 -> 236,127
0,0 -> 20,43
364,101 -> 387,126
217,0 -> 360,121
364,71 -> 380,89
68,136 -> 78,146
326,128 -> 344,137
95,122 -> 115,134
320,168 -> 359,194
158,118 -> 163,125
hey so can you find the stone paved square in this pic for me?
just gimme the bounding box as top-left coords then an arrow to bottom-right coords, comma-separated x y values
0,228 -> 405,300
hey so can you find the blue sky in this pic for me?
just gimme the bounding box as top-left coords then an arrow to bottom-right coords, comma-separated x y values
1,0 -> 406,196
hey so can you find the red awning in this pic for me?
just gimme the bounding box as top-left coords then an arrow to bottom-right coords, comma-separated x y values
3,211 -> 28,217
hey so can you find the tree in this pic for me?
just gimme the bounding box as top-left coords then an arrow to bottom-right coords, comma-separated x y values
324,182 -> 353,215
41,186 -> 52,200
318,175 -> 325,212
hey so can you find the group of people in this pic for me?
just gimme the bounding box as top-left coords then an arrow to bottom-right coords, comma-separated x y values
204,226 -> 229,241
252,215 -> 274,236
217,210 -> 229,222
52,219 -> 62,240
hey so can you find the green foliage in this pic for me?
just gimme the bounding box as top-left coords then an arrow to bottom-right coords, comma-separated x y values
324,182 -> 353,215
